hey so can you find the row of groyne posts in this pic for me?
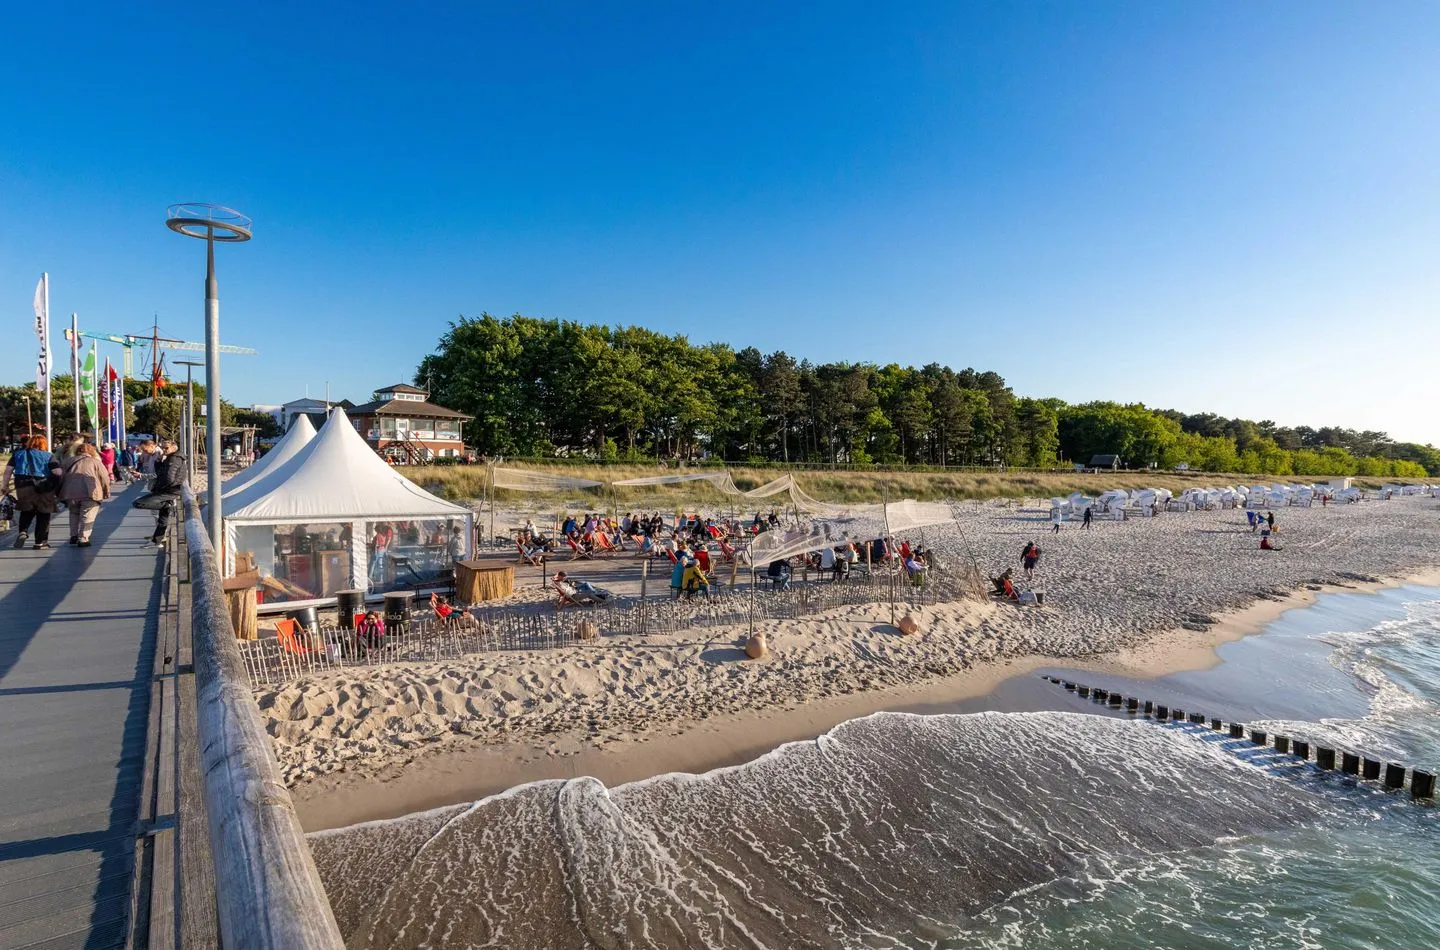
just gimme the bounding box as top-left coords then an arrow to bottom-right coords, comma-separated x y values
1042,676 -> 1437,802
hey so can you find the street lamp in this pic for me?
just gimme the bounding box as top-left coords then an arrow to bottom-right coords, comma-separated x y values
176,360 -> 205,484
165,203 -> 251,543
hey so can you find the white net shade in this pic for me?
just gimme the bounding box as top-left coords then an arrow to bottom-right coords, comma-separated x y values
748,499 -> 955,564
610,471 -> 737,490
490,467 -> 606,492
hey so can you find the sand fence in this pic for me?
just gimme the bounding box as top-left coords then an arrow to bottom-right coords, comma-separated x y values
238,563 -> 985,688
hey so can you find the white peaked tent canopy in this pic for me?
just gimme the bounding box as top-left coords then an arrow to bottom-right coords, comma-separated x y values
223,409 -> 473,607
224,408 -> 471,523
221,413 -> 316,497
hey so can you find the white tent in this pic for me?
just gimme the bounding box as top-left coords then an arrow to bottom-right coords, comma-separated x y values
224,409 -> 473,609
221,414 -> 316,497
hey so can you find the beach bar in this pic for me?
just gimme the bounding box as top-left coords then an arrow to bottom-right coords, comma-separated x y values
222,408 -> 473,610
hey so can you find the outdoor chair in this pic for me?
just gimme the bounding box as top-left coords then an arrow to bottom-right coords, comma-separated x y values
275,618 -> 321,656
566,537 -> 595,560
554,579 -> 600,608
516,540 -> 545,567
765,561 -> 792,591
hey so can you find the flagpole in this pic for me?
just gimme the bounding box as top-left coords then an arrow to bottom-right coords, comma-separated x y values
92,344 -> 100,440
71,313 -> 81,435
42,274 -> 52,439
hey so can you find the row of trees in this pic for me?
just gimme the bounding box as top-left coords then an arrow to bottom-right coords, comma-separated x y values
0,376 -> 279,446
418,315 -> 1436,478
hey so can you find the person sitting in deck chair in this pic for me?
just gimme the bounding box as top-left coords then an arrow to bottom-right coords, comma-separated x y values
431,593 -> 478,627
553,571 -> 611,607
516,538 -> 546,566
355,610 -> 385,653
766,559 -> 792,590
990,568 -> 1015,597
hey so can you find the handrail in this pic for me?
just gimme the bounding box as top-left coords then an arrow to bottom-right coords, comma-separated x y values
182,488 -> 346,948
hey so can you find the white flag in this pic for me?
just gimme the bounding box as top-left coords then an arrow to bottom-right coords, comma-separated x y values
33,274 -> 51,392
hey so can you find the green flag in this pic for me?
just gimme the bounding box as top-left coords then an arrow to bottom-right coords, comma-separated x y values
80,345 -> 98,431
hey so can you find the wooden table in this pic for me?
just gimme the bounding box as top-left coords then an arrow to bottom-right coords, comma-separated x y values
454,560 -> 515,603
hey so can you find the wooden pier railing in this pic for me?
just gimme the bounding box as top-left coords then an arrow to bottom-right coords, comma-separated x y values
137,490 -> 345,948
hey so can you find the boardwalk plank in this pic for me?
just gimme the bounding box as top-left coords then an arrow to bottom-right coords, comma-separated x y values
0,493 -> 160,950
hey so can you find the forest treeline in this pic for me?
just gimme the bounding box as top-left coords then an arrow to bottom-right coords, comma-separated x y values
417,315 -> 1436,478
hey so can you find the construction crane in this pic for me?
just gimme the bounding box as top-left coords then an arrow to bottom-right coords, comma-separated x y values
62,322 -> 258,391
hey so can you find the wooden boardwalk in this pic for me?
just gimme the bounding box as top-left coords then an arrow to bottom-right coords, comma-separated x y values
0,491 -> 162,949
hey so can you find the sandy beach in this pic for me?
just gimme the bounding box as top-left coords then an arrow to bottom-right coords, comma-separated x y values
260,494 -> 1440,830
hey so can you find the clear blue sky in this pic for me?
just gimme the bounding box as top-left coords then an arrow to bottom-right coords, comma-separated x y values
3,3 -> 1437,442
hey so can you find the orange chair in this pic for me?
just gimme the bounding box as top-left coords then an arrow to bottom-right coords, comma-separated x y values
275,618 -> 318,655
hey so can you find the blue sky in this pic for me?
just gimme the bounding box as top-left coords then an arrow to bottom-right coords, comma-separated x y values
3,3 -> 1437,442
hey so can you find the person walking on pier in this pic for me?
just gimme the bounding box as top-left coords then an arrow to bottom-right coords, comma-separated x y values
1,435 -> 62,550
60,444 -> 112,547
145,440 -> 187,546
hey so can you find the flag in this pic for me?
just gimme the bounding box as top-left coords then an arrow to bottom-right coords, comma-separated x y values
99,358 -> 112,421
33,275 -> 51,392
106,364 -> 121,446
80,345 -> 98,431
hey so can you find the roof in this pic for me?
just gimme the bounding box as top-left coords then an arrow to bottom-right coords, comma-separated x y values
1089,455 -> 1121,466
282,398 -> 355,411
221,408 -> 470,523
376,383 -> 427,394
221,414 -> 316,498
348,397 -> 472,420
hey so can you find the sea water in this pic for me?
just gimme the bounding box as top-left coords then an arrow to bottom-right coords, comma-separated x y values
310,586 -> 1440,949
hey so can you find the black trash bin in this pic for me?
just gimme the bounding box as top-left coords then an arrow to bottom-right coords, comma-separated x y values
383,591 -> 414,630
286,605 -> 319,633
336,590 -> 365,629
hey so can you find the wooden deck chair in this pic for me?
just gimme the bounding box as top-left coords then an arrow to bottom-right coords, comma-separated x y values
431,592 -> 478,627
516,539 -> 545,567
275,618 -> 319,655
566,537 -> 595,560
554,579 -> 598,608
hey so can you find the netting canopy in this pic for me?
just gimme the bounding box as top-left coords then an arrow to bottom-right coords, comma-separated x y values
611,472 -> 740,491
491,468 -> 605,492
748,499 -> 955,563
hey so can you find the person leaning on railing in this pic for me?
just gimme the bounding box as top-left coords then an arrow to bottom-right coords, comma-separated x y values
144,440 -> 187,547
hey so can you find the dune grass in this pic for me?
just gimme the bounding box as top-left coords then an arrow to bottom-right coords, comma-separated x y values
402,461 -> 1421,508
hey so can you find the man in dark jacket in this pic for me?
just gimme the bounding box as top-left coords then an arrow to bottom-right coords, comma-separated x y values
148,441 -> 187,545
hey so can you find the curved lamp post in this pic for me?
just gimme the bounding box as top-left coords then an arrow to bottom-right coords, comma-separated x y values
166,203 -> 251,543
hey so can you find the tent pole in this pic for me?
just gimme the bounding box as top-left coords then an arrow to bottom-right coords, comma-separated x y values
487,461 -> 495,545
884,483 -> 895,626
748,566 -> 756,638
640,559 -> 648,635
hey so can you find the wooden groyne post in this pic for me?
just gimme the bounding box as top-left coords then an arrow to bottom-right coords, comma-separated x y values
1040,676 -> 1437,803
183,490 -> 346,948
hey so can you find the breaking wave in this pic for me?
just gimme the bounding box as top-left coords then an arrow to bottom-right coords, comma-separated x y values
311,712 -> 1356,949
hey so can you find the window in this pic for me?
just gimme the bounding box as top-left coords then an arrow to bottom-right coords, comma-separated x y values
235,522 -> 357,604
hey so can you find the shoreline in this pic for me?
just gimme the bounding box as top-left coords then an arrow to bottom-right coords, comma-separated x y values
293,564 -> 1440,832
